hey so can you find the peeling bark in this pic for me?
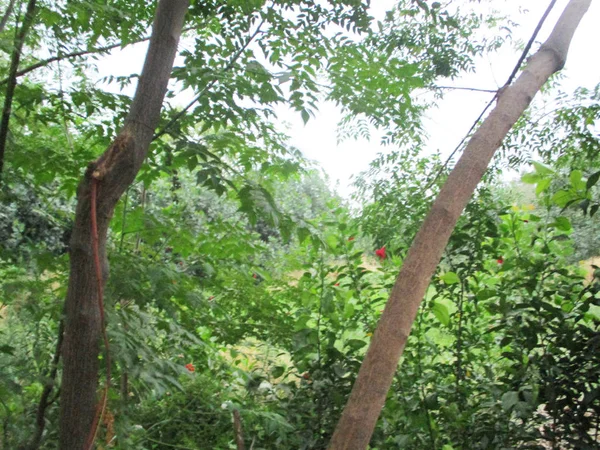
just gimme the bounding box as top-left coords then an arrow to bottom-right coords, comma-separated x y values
58,1 -> 189,449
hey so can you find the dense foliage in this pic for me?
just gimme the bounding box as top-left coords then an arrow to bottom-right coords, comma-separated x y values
0,1 -> 598,449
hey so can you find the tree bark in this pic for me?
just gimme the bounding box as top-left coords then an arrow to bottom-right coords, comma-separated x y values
58,1 -> 189,449
328,1 -> 592,448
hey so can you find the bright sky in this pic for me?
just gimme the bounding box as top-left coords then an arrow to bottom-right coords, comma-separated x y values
273,0 -> 600,197
97,1 -> 600,198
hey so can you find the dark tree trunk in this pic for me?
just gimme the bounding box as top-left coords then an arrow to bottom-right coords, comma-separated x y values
58,1 -> 189,449
0,0 -> 37,179
328,0 -> 592,448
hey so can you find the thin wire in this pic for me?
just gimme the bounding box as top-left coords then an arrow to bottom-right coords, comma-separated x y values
424,0 -> 559,191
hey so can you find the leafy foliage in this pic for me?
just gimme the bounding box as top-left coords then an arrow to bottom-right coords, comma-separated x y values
0,1 -> 598,449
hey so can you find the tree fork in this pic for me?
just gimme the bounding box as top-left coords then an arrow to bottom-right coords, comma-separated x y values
328,1 -> 592,448
58,1 -> 189,449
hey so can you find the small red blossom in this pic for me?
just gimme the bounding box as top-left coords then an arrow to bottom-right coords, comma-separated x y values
375,246 -> 386,260
185,363 -> 195,372
334,283 -> 340,286
348,236 -> 355,242
252,273 -> 257,279
497,257 -> 504,265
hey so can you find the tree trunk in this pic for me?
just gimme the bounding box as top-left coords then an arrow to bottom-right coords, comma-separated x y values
58,1 -> 189,449
328,1 -> 592,448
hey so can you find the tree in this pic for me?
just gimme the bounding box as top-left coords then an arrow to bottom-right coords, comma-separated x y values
329,1 -> 593,448
58,2 -> 189,448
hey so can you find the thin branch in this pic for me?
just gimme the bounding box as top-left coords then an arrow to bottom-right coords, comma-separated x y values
0,0 -> 36,178
0,36 -> 147,86
0,0 -> 17,33
0,27 -> 195,87
433,85 -> 497,94
232,409 -> 246,450
29,320 -> 64,450
0,0 -> 37,178
424,0 -> 559,191
153,17 -> 266,141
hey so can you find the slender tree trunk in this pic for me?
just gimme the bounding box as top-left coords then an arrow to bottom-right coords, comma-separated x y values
58,2 -> 189,449
0,0 -> 37,179
328,1 -> 592,448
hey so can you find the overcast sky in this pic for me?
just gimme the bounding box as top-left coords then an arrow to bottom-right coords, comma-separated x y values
272,0 -> 600,197
97,1 -> 600,198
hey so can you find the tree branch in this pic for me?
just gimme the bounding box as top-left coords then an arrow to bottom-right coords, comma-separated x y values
0,0 -> 37,179
153,17 -> 266,140
0,28 -> 194,87
0,0 -> 17,33
424,0 -> 559,191
433,85 -> 497,93
29,320 -> 64,450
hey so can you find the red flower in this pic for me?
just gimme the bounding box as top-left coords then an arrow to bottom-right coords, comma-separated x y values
252,273 -> 257,279
497,257 -> 504,264
348,237 -> 355,242
375,246 -> 386,260
334,283 -> 340,286
185,363 -> 195,372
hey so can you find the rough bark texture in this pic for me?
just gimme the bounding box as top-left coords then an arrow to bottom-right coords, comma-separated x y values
328,1 -> 591,448
58,1 -> 189,449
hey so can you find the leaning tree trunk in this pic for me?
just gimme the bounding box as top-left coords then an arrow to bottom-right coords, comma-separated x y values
59,1 -> 189,449
328,0 -> 592,448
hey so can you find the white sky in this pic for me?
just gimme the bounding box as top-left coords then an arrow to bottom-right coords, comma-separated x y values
97,1 -> 600,198
273,0 -> 600,197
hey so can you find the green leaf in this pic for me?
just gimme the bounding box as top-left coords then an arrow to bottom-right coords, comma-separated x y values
535,178 -> 551,195
301,109 -> 310,124
551,190 -> 574,207
501,391 -> 519,411
271,366 -> 285,378
553,216 -> 572,231
569,170 -> 585,190
297,227 -> 310,243
520,172 -> 539,184
440,272 -> 460,284
346,339 -> 367,351
0,345 -> 15,355
532,161 -> 554,176
432,301 -> 450,326
587,170 -> 600,190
